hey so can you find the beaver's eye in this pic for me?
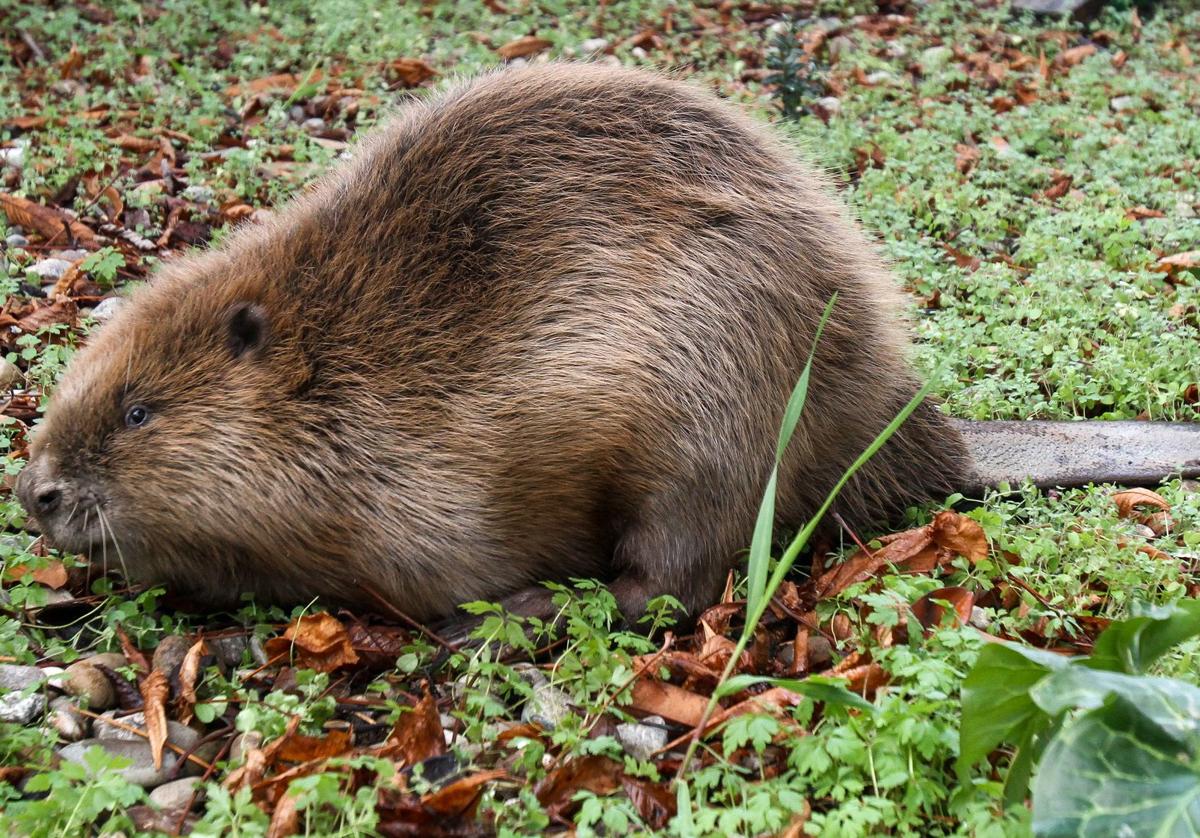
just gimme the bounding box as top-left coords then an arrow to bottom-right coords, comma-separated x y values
124,405 -> 150,428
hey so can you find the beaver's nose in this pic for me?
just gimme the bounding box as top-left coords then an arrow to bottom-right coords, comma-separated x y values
33,486 -> 63,516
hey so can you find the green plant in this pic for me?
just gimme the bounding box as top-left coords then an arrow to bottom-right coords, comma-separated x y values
959,600 -> 1200,835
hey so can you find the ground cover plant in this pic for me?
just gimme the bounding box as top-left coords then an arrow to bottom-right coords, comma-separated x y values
0,0 -> 1199,835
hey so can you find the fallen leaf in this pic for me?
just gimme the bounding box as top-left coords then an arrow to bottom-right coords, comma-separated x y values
264,612 -> 359,672
911,586 -> 975,631
273,728 -> 352,763
1056,44 -> 1096,68
381,691 -> 445,767
176,639 -> 206,719
954,143 -> 980,175
140,670 -> 169,770
386,58 -> 437,87
1041,173 -> 1073,200
535,756 -> 622,818
266,789 -> 299,838
943,244 -> 981,272
629,677 -> 709,726
422,770 -> 506,818
17,298 -> 78,334
1125,206 -> 1165,220
4,559 -> 68,589
112,134 -> 160,154
1113,487 -> 1170,518
0,193 -> 98,248
1156,251 -> 1200,272
497,36 -> 552,60
225,71 -> 323,98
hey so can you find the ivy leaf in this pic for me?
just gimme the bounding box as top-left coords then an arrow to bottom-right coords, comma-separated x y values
1032,695 -> 1200,837
1086,600 -> 1200,675
957,642 -> 1070,773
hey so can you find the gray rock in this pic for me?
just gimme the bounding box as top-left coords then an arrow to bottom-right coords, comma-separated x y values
0,357 -> 19,389
826,36 -> 855,62
0,691 -> 45,724
59,738 -> 198,787
580,38 -> 608,54
209,635 -> 249,668
5,233 -> 28,248
0,146 -> 24,169
47,696 -> 89,741
920,45 -> 952,70
89,296 -> 125,323
28,258 -> 72,280
249,635 -> 269,666
60,654 -> 126,710
180,185 -> 214,204
969,606 -> 992,630
1010,0 -> 1105,16
616,715 -> 668,761
152,634 -> 192,678
517,667 -> 573,730
1109,95 -> 1143,113
302,117 -> 326,132
813,96 -> 841,119
0,664 -> 46,692
229,731 -> 262,763
94,711 -> 202,753
149,776 -> 202,809
53,249 -> 88,262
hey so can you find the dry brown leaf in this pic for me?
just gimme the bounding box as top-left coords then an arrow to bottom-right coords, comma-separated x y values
1042,173 -> 1074,200
386,57 -> 437,87
381,690 -> 445,766
176,639 -> 207,718
266,789 -> 299,838
422,770 -> 506,818
1126,206 -> 1165,221
273,728 -> 352,763
4,559 -> 68,589
629,677 -> 709,726
929,510 -> 989,563
263,612 -> 359,672
943,244 -> 981,273
497,36 -> 552,60
113,134 -> 160,154
17,298 -> 78,333
778,801 -> 813,838
535,757 -> 622,818
225,70 -> 323,98
954,143 -> 980,175
0,193 -> 98,248
911,586 -> 975,631
1056,44 -> 1097,68
1113,487 -> 1170,518
1156,251 -> 1200,272
140,670 -> 169,770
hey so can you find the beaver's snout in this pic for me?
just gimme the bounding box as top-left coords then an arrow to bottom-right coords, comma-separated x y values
15,457 -> 104,548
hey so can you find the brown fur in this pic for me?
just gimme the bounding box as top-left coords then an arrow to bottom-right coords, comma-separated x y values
16,64 -> 972,621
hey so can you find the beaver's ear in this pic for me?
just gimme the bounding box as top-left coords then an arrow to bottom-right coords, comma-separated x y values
226,302 -> 268,357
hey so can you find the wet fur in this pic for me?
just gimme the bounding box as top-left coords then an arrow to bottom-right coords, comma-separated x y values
19,64 -> 972,621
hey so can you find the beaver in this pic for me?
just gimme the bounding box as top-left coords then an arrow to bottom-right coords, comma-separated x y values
13,64 -> 1200,624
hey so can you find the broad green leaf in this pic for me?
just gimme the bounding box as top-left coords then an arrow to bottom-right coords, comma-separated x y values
1087,600 -> 1200,675
1032,696 -> 1200,838
1031,667 -> 1200,748
957,643 -> 1070,773
715,673 -> 876,712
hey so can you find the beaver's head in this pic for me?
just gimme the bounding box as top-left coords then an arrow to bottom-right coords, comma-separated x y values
14,245 -> 347,602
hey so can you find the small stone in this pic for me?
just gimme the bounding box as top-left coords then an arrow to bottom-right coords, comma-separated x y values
808,635 -> 833,669
865,71 -> 895,85
5,233 -> 28,248
208,635 -> 249,669
969,606 -> 992,630
290,105 -> 306,122
517,666 -> 573,731
302,117 -> 326,132
1176,202 -> 1196,219
630,47 -> 647,60
47,696 -> 89,741
0,691 -> 45,724
249,635 -> 269,666
152,635 -> 192,679
59,739 -> 198,787
580,38 -> 608,54
28,258 -> 72,281
53,249 -> 88,262
616,715 -> 668,761
1109,95 -> 1143,113
229,730 -> 262,763
0,664 -> 46,692
89,297 -> 125,323
0,146 -> 24,169
812,96 -> 841,120
827,36 -> 855,61
920,45 -> 952,70
181,185 -> 214,204
95,711 -> 202,755
61,656 -> 124,710
1010,0 -> 1103,17
885,42 -> 907,59
149,776 -> 202,809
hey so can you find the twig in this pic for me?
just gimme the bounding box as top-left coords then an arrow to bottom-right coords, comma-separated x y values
172,731 -> 234,836
18,29 -> 46,63
358,584 -> 460,653
832,512 -> 876,560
